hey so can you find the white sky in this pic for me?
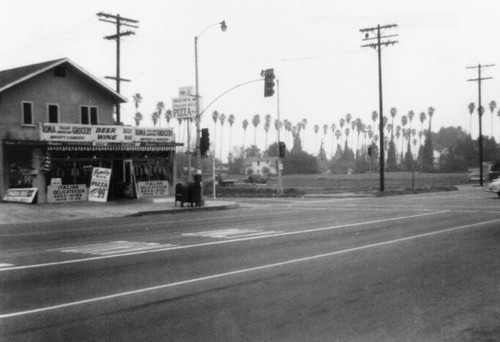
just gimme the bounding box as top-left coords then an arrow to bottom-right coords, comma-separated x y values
2,0 -> 500,158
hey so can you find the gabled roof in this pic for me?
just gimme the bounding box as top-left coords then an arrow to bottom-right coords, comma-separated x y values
0,58 -> 127,103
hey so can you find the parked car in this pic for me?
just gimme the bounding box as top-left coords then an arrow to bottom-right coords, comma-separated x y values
484,177 -> 500,197
468,169 -> 486,182
244,175 -> 267,184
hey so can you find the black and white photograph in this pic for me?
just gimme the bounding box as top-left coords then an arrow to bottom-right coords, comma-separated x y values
1,0 -> 500,341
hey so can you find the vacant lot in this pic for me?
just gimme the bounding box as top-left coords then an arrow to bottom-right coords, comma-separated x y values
264,172 -> 470,194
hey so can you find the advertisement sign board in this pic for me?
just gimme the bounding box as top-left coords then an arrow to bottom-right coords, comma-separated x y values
136,181 -> 169,198
3,188 -> 38,203
39,124 -> 173,144
88,167 -> 111,202
171,97 -> 197,119
47,184 -> 88,203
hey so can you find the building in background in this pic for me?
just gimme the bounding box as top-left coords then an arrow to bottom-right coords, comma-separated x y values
0,58 -> 181,204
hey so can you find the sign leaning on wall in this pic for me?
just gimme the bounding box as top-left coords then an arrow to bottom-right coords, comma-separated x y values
88,167 -> 112,202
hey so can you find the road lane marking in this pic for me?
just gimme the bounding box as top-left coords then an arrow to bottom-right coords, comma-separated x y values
50,241 -> 178,256
1,214 -> 499,319
182,228 -> 283,239
0,263 -> 13,268
0,211 -> 447,272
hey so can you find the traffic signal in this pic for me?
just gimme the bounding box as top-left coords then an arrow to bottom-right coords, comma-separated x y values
41,157 -> 51,174
263,68 -> 275,97
368,145 -> 372,156
200,128 -> 210,157
278,141 -> 286,158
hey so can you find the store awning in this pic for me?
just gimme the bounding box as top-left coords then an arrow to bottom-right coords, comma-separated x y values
4,140 -> 183,152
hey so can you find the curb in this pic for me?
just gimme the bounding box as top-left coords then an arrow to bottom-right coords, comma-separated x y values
128,203 -> 239,217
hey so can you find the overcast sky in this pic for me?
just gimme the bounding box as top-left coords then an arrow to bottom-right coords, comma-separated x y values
2,0 -> 500,157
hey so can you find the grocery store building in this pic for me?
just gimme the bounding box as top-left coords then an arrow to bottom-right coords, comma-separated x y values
0,58 -> 181,204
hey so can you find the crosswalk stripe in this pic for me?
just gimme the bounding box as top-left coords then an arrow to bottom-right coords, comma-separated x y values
183,228 -> 283,239
53,241 -> 177,256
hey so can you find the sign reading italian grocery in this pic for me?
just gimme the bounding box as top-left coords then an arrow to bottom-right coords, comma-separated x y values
47,184 -> 88,203
40,124 -> 173,143
3,188 -> 38,204
136,181 -> 169,198
88,167 -> 111,202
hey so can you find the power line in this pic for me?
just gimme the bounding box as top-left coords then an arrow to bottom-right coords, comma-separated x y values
360,24 -> 398,192
467,63 -> 494,187
97,12 -> 139,124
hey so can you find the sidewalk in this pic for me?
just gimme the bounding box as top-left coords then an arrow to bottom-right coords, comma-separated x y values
0,197 -> 238,225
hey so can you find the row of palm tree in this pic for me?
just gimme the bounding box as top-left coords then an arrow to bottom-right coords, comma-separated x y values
131,93 -> 441,163
467,100 -> 499,138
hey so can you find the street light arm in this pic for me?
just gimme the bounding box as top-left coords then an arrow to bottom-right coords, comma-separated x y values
196,20 -> 227,39
199,79 -> 263,117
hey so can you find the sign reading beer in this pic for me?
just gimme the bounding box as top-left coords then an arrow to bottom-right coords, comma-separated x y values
40,124 -> 173,143
88,167 -> 111,202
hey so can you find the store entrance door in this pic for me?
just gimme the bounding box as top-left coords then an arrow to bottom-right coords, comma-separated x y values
111,159 -> 135,199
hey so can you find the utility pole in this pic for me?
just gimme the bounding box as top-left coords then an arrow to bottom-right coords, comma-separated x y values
467,63 -> 494,186
360,24 -> 398,192
97,12 -> 139,124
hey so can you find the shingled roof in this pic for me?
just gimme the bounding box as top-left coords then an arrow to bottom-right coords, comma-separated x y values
0,58 -> 127,103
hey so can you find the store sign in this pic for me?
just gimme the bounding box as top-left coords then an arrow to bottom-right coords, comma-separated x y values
39,124 -> 173,144
88,167 -> 111,202
171,97 -> 197,119
136,181 -> 169,198
47,184 -> 88,203
3,188 -> 38,203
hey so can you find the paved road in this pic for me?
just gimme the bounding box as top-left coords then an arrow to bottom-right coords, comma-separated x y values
1,186 -> 499,341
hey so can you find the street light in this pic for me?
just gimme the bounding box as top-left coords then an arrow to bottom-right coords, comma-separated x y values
194,20 -> 227,205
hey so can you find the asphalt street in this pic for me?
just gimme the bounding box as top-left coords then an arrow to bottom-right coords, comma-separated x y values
0,186 -> 499,341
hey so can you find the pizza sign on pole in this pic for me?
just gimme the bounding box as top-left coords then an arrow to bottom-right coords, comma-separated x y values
171,97 -> 197,119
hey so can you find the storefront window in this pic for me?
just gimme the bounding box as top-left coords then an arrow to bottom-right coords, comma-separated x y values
8,161 -> 33,188
133,158 -> 170,182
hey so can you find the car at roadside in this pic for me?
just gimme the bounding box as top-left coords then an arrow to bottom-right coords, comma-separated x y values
484,177 -> 500,197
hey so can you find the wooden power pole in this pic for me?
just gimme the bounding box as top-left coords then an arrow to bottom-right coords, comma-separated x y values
97,12 -> 139,124
360,24 -> 398,192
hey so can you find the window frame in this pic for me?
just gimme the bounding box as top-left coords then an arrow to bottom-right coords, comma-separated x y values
21,101 -> 34,126
47,103 -> 59,123
80,105 -> 98,125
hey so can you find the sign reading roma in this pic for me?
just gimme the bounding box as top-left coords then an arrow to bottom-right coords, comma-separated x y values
40,123 -> 174,143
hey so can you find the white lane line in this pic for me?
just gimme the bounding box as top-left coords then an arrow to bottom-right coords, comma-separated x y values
182,228 -> 283,239
0,211 -> 447,272
53,241 -> 176,256
1,215 -> 498,319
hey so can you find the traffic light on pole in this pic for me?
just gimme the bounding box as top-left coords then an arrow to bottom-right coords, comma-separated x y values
278,141 -> 286,158
263,68 -> 275,97
200,128 -> 210,157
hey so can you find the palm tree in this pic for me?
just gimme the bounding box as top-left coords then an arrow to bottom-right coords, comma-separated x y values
155,101 -> 165,127
227,114 -> 235,155
468,102 -> 475,136
419,112 -> 426,138
264,114 -> 272,150
242,119 -> 249,148
132,93 -> 143,127
339,118 -> 345,146
165,109 -> 172,127
134,112 -> 143,127
489,100 -> 497,137
300,118 -> 308,147
212,111 -> 219,156
354,118 -> 363,159
401,115 -> 408,160
390,107 -> 397,139
330,123 -> 337,157
252,114 -> 261,146
284,119 -> 292,145
151,111 -> 160,127
428,106 -> 435,132
313,124 -> 320,154
274,119 -> 282,144
219,113 -> 226,164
